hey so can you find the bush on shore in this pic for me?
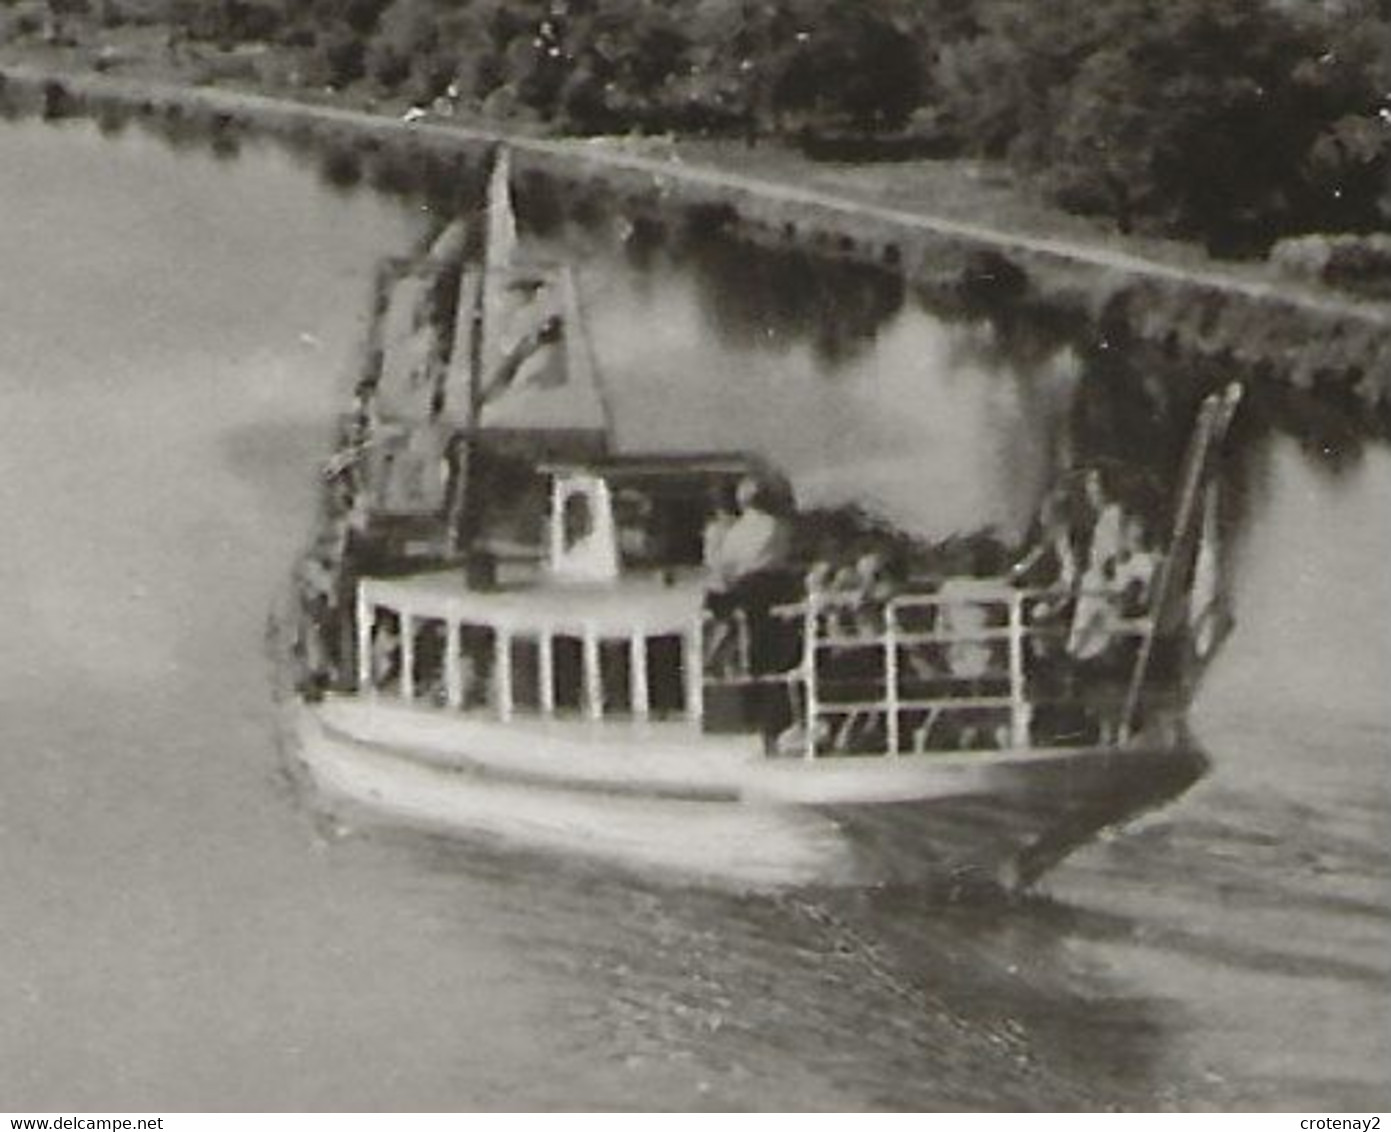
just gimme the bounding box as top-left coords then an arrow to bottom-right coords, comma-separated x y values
1271,232 -> 1391,299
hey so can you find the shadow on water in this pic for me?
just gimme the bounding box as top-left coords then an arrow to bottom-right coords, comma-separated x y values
515,174 -> 908,369
363,826 -> 1181,1111
380,789 -> 1390,1110
680,239 -> 906,370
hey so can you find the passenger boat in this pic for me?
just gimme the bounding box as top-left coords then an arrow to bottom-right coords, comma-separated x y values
281,151 -> 1243,891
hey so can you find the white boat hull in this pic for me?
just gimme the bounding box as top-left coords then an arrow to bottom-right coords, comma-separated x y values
284,695 -> 1206,891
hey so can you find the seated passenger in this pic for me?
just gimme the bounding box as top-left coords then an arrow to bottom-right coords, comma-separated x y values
1080,469 -> 1125,582
849,551 -> 894,636
803,559 -> 836,595
826,552 -> 898,752
1068,514 -> 1158,661
1011,489 -> 1079,605
1112,516 -> 1160,617
1067,566 -> 1114,662
370,616 -> 402,690
938,579 -> 996,680
824,564 -> 863,636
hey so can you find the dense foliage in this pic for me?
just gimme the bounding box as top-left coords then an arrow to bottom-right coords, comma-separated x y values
30,0 -> 1391,252
929,0 -> 1391,253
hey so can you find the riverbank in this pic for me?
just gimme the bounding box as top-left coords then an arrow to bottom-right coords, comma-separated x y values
3,56 -> 1388,421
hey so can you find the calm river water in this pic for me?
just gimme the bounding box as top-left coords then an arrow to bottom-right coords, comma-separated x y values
1,117 -> 1386,1111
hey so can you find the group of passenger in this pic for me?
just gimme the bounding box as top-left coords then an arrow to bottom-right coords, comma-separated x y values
803,552 -> 896,637
1011,469 -> 1161,667
695,465 -> 1165,754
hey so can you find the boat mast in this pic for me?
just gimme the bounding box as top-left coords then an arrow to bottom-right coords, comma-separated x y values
448,146 -> 516,557
1118,381 -> 1242,739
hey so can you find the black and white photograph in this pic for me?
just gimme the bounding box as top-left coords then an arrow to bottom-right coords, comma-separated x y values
1,0 -> 1387,1115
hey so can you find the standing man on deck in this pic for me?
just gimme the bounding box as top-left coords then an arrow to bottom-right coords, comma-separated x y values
707,475 -> 793,592
705,475 -> 799,749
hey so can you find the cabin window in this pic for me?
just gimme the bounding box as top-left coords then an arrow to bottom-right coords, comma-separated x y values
646,634 -> 686,717
369,608 -> 402,694
456,623 -> 495,710
509,636 -> 542,712
599,639 -> 633,716
551,634 -> 584,713
409,617 -> 448,706
611,485 -> 711,571
612,489 -> 657,568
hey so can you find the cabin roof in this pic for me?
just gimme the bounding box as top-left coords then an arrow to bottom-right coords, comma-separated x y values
537,452 -> 763,480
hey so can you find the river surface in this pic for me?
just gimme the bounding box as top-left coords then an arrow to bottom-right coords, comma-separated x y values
1,116 -> 1387,1111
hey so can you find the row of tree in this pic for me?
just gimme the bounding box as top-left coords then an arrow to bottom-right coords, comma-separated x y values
927,0 -> 1391,253
89,0 -> 1391,252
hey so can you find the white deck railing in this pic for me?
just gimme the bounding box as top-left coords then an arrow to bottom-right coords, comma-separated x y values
351,573 -> 1164,756
355,582 -> 702,725
752,584 -> 1155,758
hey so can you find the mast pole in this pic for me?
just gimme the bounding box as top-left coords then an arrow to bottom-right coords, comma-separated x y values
447,145 -> 510,559
1118,382 -> 1241,740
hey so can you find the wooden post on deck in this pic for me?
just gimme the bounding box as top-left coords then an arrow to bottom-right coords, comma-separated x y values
538,633 -> 556,717
399,611 -> 415,701
683,627 -> 704,726
583,626 -> 603,720
494,628 -> 513,721
630,633 -> 650,721
443,618 -> 463,709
